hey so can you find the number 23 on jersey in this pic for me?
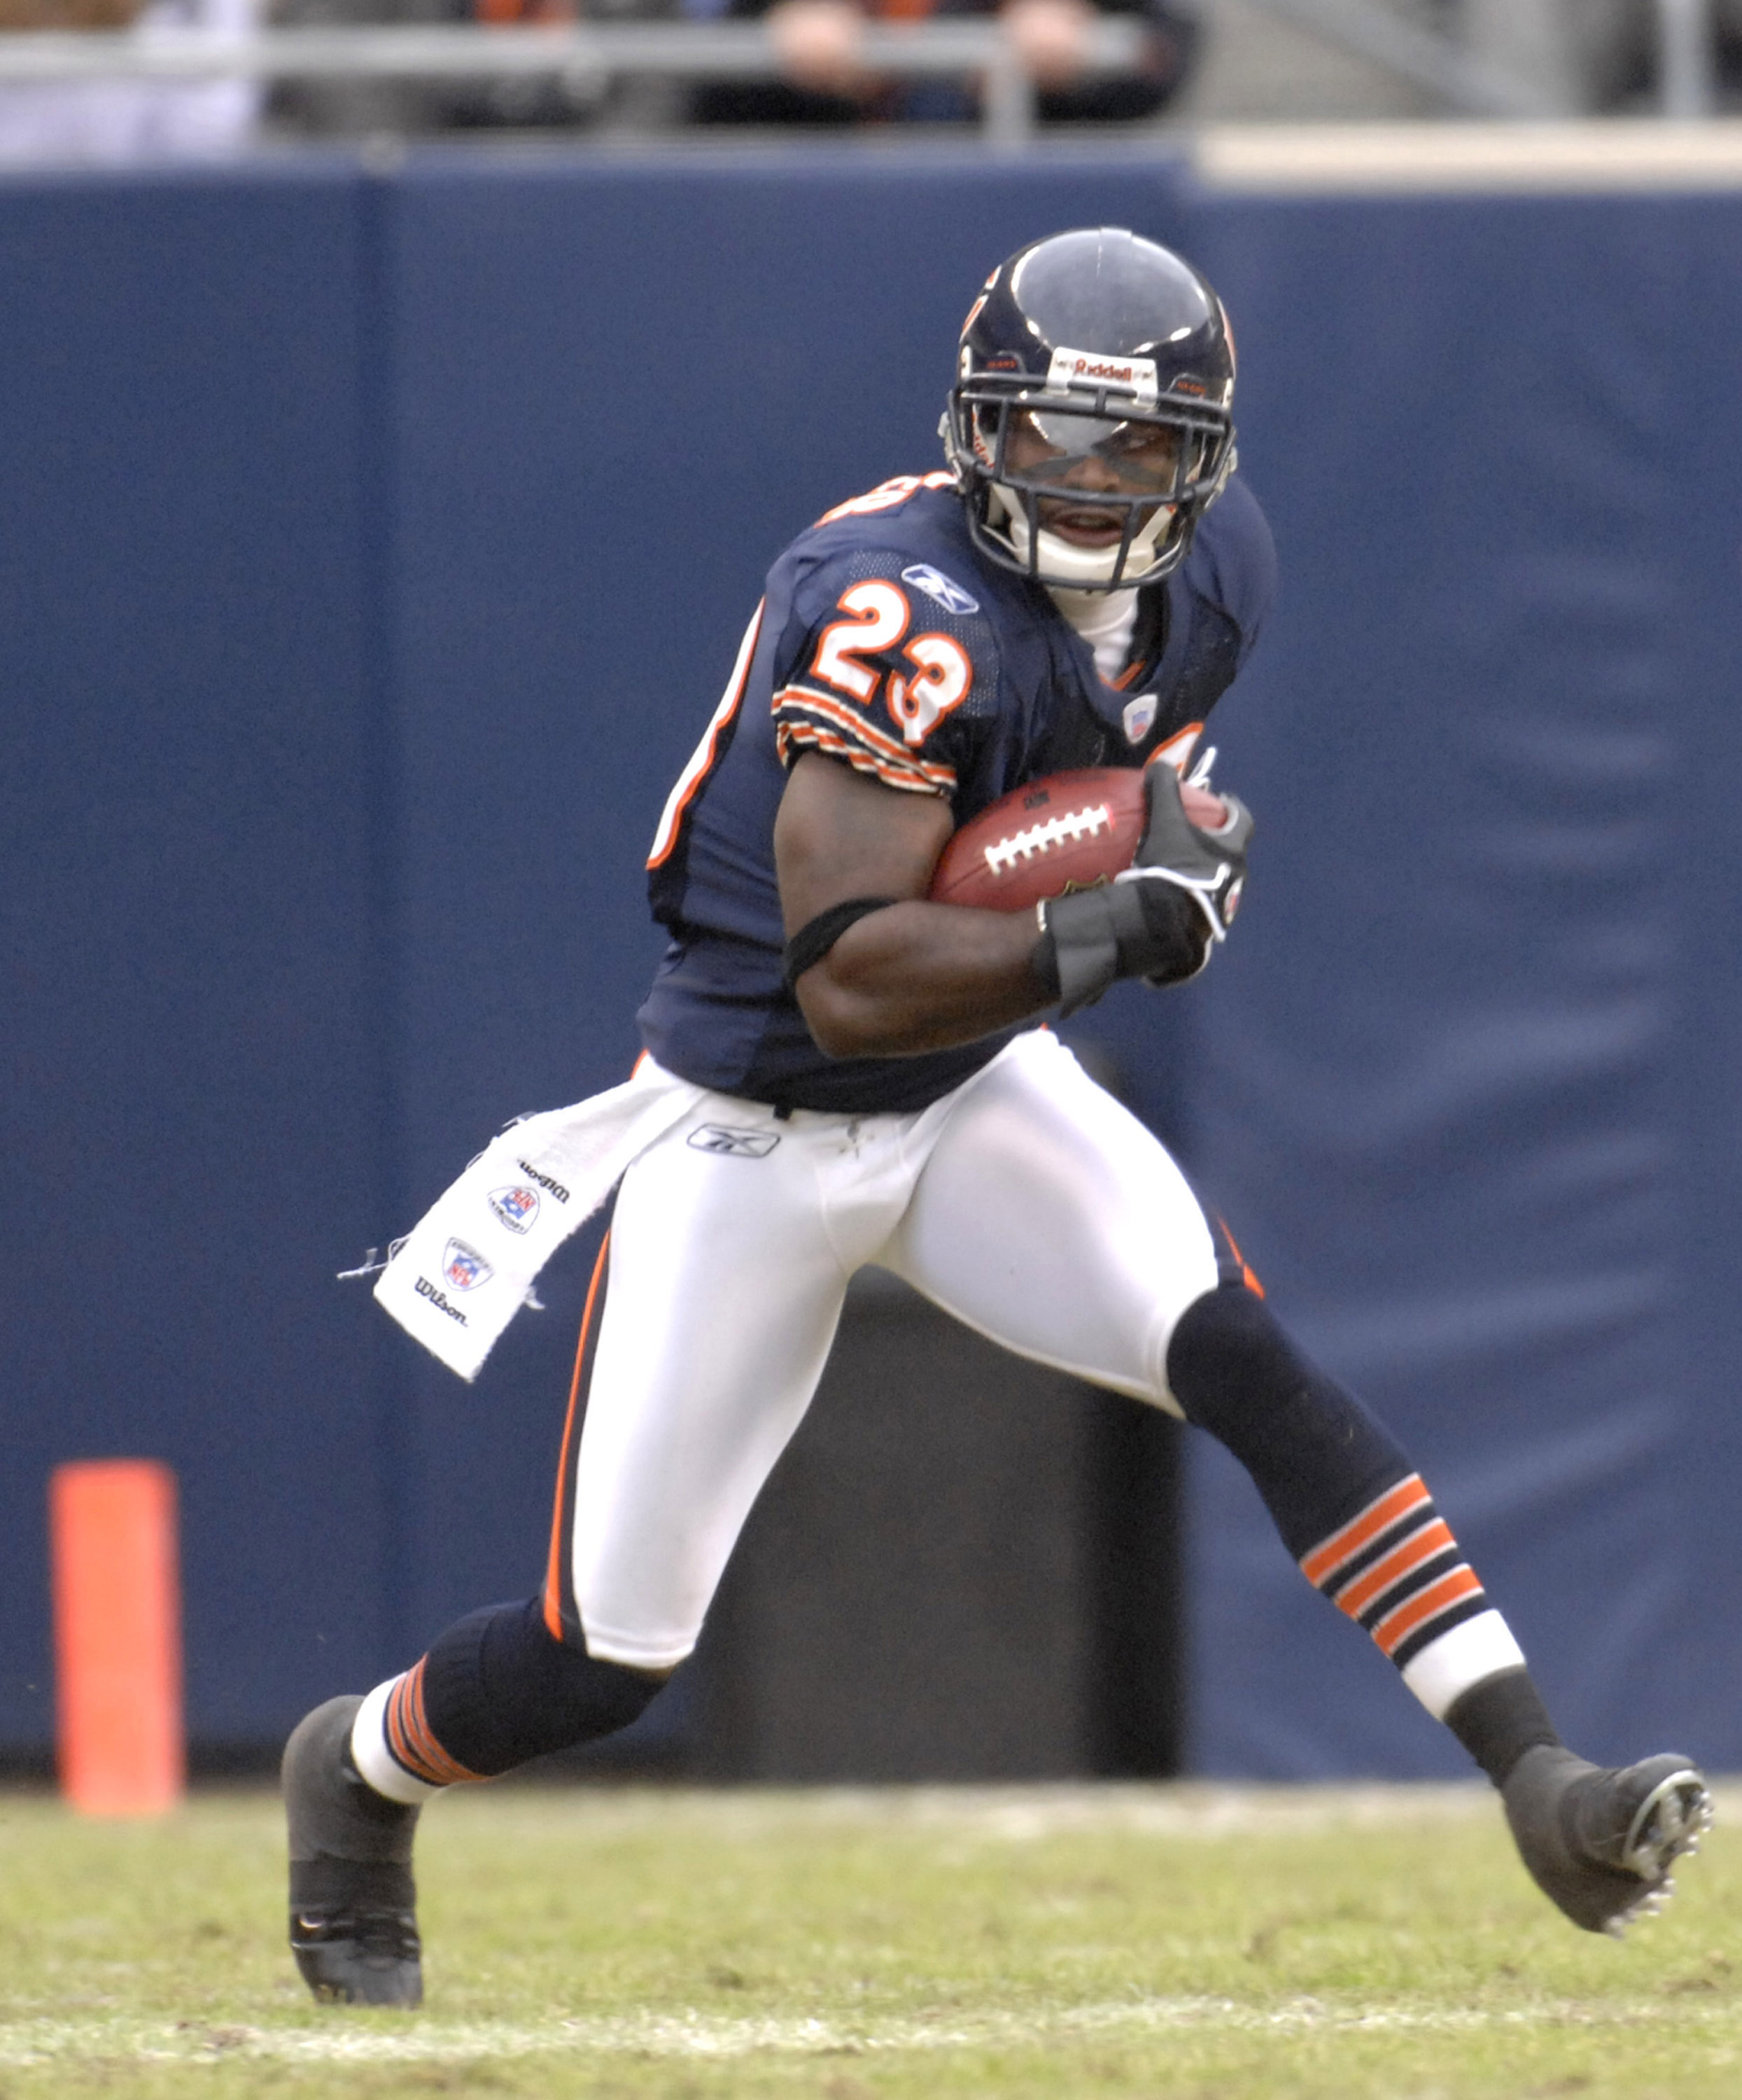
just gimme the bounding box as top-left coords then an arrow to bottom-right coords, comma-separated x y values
810,582 -> 974,749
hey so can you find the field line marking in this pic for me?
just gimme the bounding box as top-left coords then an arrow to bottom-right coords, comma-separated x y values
2,1998 -> 1739,2066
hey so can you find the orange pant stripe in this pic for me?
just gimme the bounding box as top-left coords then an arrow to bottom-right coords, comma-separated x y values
542,1234 -> 612,1644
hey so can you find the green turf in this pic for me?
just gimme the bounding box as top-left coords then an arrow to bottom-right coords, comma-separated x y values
0,1781 -> 1734,2097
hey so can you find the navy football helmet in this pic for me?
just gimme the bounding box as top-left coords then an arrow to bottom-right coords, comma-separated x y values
943,227 -> 1237,593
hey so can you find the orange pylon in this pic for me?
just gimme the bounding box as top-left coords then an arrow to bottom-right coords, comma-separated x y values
50,1461 -> 185,1815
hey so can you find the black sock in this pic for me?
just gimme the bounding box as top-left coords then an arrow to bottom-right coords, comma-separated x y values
1167,1282 -> 1534,1720
396,1596 -> 665,1781
1444,1668 -> 1562,1787
1166,1282 -> 1412,1558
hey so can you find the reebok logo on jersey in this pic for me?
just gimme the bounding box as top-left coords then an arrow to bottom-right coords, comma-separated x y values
687,1124 -> 781,1158
414,1275 -> 469,1324
900,564 -> 980,618
443,1238 -> 494,1291
1046,345 -> 1159,406
488,1185 -> 540,1235
515,1158 -> 570,1204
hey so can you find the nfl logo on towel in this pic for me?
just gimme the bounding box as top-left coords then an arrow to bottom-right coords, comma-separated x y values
488,1185 -> 540,1235
444,1239 -> 494,1292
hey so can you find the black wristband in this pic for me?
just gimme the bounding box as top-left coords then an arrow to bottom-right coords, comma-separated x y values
1031,925 -> 1062,1000
1041,878 -> 1204,1016
781,897 -> 898,991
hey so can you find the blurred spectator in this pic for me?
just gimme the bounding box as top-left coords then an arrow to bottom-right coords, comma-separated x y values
267,0 -> 680,137
1449,0 -> 1742,116
447,0 -> 591,134
266,0 -> 470,139
1609,0 -> 1742,114
689,0 -> 1199,127
0,0 -> 260,161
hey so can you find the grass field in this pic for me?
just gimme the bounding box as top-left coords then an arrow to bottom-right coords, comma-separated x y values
0,1780 -> 1735,2099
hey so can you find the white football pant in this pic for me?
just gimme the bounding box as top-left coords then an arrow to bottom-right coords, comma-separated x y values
554,1028 -> 1218,1671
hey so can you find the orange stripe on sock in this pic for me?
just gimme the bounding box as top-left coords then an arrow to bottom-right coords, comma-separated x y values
388,1660 -> 483,1787
385,1670 -> 433,1782
405,1721 -> 473,1788
412,1667 -> 482,1786
1300,1475 -> 1431,1590
384,1673 -> 426,1780
1333,1518 -> 1456,1620
391,1667 -> 435,1774
1372,1566 -> 1484,1658
543,1233 -> 612,1642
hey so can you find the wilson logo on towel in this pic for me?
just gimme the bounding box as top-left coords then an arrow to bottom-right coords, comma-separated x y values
514,1158 -> 571,1204
414,1276 -> 468,1324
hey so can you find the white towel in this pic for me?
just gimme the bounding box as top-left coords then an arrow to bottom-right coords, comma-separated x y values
373,1060 -> 707,1381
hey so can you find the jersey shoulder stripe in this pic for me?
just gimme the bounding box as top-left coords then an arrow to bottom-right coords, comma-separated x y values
773,684 -> 957,796
813,470 -> 956,527
647,601 -> 765,870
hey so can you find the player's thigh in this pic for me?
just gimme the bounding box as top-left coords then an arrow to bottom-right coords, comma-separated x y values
884,1033 -> 1216,1409
568,1119 -> 850,1669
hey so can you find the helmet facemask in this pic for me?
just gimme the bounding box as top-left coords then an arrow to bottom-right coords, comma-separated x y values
946,379 -> 1233,592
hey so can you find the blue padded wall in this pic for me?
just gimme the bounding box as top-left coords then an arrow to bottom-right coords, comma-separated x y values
0,165 -> 393,1744
4,148 -> 1741,1774
1174,188 -> 1742,1774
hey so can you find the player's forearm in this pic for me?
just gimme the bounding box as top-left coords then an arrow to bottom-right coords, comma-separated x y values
794,900 -> 1053,1057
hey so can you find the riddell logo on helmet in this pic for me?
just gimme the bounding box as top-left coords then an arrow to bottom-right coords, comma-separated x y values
1046,345 -> 1159,405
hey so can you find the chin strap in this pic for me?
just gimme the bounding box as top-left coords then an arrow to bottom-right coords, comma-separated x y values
992,482 -> 1179,592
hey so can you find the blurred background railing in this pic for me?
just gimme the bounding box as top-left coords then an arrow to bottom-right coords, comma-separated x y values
0,20 -> 1156,145
0,0 -> 1729,154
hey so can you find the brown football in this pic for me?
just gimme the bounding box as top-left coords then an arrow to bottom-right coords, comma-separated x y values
927,766 -> 1226,914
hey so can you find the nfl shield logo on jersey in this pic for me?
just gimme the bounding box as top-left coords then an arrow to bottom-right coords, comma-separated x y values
443,1238 -> 494,1292
1122,694 -> 1158,744
487,1184 -> 540,1235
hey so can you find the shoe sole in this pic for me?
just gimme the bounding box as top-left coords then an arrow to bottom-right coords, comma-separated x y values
1605,1768 -> 1714,1938
293,1934 -> 423,2008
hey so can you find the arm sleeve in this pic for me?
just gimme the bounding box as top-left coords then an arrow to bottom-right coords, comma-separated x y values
771,552 -> 994,799
1191,475 -> 1279,673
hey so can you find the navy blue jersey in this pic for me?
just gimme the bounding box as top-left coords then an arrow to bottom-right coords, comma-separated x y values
638,470 -> 1276,1113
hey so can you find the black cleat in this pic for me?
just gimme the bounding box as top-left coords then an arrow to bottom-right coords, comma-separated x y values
290,1904 -> 423,2008
284,1694 -> 424,2007
1502,1744 -> 1713,1936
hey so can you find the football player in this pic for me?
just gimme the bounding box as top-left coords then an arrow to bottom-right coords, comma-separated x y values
285,228 -> 1710,2006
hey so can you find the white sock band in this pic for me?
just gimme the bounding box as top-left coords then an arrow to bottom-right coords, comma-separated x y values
349,1676 -> 446,1806
1400,1609 -> 1527,1721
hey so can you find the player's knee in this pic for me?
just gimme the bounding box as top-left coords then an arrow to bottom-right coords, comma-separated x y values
1167,1280 -> 1307,1426
421,1597 -> 666,1776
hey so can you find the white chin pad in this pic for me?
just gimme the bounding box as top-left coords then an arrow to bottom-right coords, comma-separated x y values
992,484 -> 1174,587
